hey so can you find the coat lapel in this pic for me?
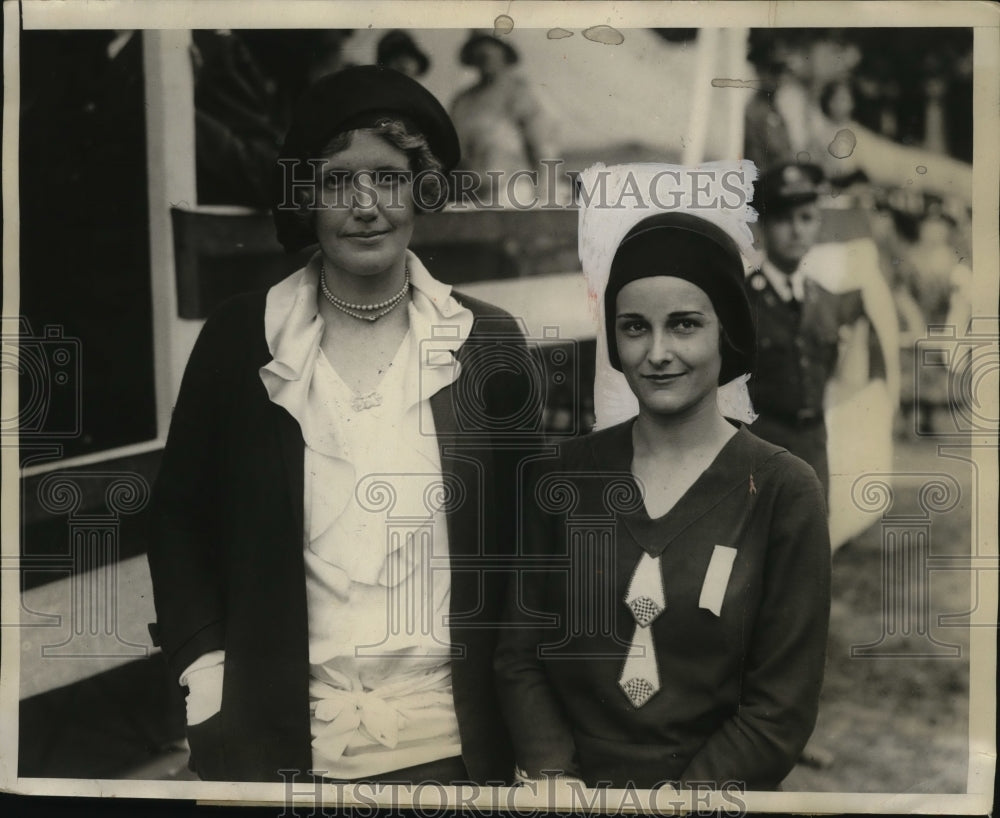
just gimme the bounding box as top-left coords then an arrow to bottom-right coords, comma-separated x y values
429,381 -> 481,561
272,398 -> 305,549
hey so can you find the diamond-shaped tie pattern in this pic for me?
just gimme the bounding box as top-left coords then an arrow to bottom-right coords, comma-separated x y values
627,595 -> 662,627
619,553 -> 666,708
621,678 -> 657,708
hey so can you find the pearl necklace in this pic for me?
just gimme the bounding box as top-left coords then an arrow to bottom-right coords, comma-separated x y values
320,263 -> 410,322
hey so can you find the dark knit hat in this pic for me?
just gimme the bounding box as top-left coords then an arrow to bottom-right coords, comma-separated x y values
272,65 -> 460,252
752,162 -> 825,218
605,212 -> 756,384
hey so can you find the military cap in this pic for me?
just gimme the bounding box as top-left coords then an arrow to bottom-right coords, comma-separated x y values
753,162 -> 825,217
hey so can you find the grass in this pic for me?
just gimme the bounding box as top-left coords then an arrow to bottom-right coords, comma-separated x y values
783,436 -> 975,793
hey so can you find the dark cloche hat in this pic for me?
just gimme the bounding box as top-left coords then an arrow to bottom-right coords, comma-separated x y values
752,162 -> 825,217
273,65 -> 460,251
376,30 -> 430,77
459,32 -> 519,66
605,212 -> 756,384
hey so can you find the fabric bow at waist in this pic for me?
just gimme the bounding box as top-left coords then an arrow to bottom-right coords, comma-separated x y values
309,666 -> 454,761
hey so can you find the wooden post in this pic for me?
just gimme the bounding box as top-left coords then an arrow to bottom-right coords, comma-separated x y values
142,30 -> 199,434
681,28 -> 719,167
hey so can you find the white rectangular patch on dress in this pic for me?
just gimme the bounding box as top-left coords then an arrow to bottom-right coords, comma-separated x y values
698,545 -> 738,616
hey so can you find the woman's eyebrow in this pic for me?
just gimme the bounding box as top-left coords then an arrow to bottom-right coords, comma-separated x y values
323,162 -> 409,172
617,309 -> 706,319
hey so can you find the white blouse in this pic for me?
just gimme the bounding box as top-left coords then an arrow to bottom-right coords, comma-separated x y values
181,251 -> 476,780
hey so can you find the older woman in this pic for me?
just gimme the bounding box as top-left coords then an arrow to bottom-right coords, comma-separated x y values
495,212 -> 831,790
148,66 -> 536,784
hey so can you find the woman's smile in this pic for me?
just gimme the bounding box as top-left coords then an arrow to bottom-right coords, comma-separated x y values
642,371 -> 686,385
342,229 -> 391,243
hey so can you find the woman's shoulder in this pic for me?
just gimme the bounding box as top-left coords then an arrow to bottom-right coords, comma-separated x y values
207,260 -> 308,334
525,423 -> 635,514
194,288 -> 271,363
547,420 -> 634,471
451,290 -> 525,335
205,287 -> 268,326
737,427 -> 826,499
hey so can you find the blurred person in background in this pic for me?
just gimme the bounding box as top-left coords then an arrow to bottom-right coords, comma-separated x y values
768,31 -> 852,163
450,32 -> 560,207
811,79 -> 870,191
238,30 -> 355,131
744,29 -> 972,202
743,30 -> 860,174
376,30 -> 430,78
193,29 -> 363,208
743,31 -> 795,172
890,195 -> 974,435
746,163 -> 865,500
192,30 -> 283,208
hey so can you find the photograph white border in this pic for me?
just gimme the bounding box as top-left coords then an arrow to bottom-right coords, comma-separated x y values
2,1 -> 997,813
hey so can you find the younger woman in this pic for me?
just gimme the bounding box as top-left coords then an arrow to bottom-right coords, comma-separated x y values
496,212 -> 831,790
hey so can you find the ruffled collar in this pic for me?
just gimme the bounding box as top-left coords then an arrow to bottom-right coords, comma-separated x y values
258,251 -> 475,590
258,250 -> 475,459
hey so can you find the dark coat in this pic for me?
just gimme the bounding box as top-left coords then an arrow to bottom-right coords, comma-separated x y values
494,421 -> 830,790
148,287 -> 539,783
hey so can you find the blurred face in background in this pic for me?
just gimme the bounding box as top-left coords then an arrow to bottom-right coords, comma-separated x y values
762,201 -> 822,273
472,41 -> 510,80
385,53 -> 422,78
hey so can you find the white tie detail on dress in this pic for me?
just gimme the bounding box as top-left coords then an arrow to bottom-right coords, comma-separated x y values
310,665 -> 456,762
619,552 -> 666,708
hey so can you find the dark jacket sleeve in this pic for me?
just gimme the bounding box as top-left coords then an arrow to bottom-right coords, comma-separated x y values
679,458 -> 831,789
147,301 -> 246,683
453,291 -> 546,563
445,293 -> 545,783
494,459 -> 582,779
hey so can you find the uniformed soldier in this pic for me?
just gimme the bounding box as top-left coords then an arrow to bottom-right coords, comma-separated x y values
747,162 -> 861,501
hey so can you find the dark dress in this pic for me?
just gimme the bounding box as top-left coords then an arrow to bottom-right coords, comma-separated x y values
495,421 -> 830,790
